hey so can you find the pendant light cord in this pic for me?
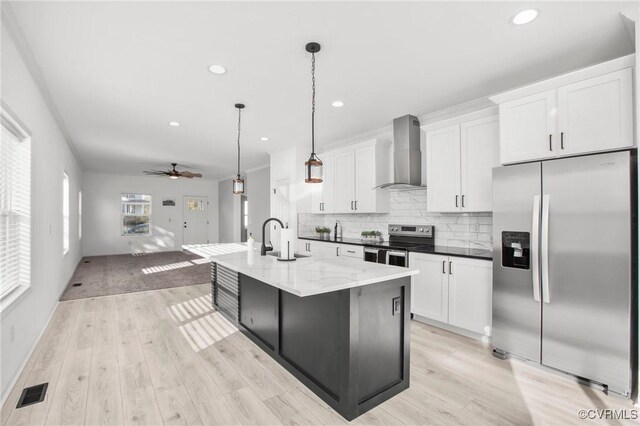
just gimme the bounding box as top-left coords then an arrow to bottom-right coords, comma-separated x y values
237,107 -> 242,177
311,51 -> 316,155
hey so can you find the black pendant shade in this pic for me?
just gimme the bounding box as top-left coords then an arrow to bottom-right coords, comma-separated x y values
233,103 -> 245,194
304,42 -> 323,183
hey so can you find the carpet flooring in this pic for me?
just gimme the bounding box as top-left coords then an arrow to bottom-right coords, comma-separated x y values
60,251 -> 210,301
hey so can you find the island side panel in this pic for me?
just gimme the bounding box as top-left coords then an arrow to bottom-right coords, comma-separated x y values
279,290 -> 344,400
351,276 -> 411,415
355,283 -> 404,401
239,274 -> 279,350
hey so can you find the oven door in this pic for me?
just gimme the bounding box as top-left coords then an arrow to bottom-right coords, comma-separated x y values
364,248 -> 387,264
387,250 -> 408,267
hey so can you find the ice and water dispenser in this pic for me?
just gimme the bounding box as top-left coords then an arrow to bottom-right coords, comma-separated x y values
501,231 -> 530,269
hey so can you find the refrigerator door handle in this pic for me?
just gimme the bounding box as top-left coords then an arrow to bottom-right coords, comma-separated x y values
541,194 -> 550,303
531,195 -> 541,302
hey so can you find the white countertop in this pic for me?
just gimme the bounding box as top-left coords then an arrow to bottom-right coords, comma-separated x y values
184,243 -> 418,297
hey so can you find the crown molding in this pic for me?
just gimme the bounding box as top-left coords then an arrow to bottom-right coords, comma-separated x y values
1,2 -> 84,169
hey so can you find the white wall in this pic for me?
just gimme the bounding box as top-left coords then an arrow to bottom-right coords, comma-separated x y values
218,178 -> 241,243
245,166 -> 271,242
270,147 -> 299,250
1,25 -> 82,401
82,172 -> 219,256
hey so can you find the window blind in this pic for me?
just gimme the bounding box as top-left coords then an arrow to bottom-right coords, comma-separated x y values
0,122 -> 31,300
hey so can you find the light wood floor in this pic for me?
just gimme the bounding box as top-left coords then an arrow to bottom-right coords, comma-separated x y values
2,284 -> 637,426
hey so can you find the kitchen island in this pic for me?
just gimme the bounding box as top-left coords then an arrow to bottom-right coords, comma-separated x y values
195,246 -> 418,421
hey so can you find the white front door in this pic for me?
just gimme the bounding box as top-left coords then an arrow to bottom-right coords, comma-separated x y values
183,196 -> 209,245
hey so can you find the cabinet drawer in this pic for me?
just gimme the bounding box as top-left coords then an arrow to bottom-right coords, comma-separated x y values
338,244 -> 364,259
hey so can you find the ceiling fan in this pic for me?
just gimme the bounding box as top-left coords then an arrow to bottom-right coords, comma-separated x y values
143,163 -> 202,179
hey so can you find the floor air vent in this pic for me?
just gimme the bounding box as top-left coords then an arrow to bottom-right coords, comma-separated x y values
16,383 -> 48,408
72,283 -> 82,287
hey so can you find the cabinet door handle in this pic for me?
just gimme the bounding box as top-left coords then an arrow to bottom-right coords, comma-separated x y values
350,201 -> 354,210
560,132 -> 564,150
461,195 -> 465,208
455,195 -> 459,207
442,260 -> 446,274
347,250 -> 355,254
354,200 -> 357,210
449,261 -> 453,275
336,247 -> 340,256
549,134 -> 553,151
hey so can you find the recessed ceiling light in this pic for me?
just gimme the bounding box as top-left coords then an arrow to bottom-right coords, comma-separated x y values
168,121 -> 180,127
331,100 -> 344,108
260,137 -> 269,141
208,65 -> 227,75
511,9 -> 538,25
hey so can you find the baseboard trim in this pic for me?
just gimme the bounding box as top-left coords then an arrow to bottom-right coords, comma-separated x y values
412,314 -> 492,343
0,256 -> 80,407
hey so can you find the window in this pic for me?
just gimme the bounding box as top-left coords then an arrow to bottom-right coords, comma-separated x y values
78,190 -> 82,240
186,199 -> 205,211
0,111 -> 31,302
121,193 -> 151,235
63,172 -> 69,254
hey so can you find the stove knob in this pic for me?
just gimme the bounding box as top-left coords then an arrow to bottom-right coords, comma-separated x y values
419,228 -> 424,232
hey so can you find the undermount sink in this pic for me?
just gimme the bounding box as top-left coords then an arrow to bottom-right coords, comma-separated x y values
266,252 -> 309,259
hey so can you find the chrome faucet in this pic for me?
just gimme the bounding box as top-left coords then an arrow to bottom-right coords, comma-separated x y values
261,217 -> 284,256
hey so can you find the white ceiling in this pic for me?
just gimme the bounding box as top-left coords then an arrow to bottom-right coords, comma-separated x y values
5,1 -> 636,179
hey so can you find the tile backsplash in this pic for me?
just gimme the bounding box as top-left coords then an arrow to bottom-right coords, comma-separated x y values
298,188 -> 493,250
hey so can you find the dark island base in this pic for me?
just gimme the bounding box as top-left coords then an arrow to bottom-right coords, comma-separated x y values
237,274 -> 411,421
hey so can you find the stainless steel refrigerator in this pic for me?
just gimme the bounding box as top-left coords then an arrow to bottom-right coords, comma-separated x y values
492,150 -> 636,396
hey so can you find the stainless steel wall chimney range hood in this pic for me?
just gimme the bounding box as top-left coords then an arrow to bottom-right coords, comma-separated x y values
375,115 -> 425,189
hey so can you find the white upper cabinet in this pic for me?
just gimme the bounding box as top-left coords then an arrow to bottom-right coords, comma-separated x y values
311,153 -> 334,213
557,68 -> 633,156
333,149 -> 356,213
425,112 -> 499,213
313,139 -> 390,214
491,55 -> 635,164
498,90 -> 557,163
354,144 -> 377,213
460,116 -> 500,212
426,125 -> 461,212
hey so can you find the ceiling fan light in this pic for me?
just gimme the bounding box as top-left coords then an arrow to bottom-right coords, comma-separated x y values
233,176 -> 245,194
169,175 -> 179,179
305,154 -> 323,183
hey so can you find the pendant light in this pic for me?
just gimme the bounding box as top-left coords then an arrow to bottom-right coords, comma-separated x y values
232,103 -> 245,194
304,42 -> 323,183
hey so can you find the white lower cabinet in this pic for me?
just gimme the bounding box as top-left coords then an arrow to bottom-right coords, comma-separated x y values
409,252 -> 492,337
303,240 -> 339,257
409,253 -> 449,322
301,241 -> 364,259
338,244 -> 364,259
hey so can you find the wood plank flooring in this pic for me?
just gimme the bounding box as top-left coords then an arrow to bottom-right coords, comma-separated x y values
2,284 -> 637,425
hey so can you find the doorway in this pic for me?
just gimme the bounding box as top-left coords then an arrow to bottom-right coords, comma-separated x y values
183,196 -> 209,245
272,178 -> 291,251
240,195 -> 248,242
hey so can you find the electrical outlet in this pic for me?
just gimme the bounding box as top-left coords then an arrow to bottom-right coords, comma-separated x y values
392,297 -> 401,316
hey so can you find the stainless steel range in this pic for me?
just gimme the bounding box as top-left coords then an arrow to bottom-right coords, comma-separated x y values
363,224 -> 434,267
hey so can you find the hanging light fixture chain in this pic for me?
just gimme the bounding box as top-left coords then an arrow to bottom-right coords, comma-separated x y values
237,107 -> 242,177
311,51 -> 316,154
